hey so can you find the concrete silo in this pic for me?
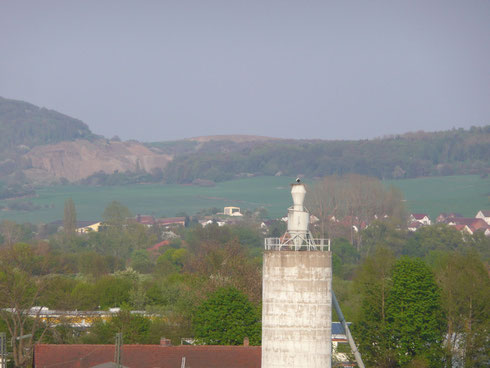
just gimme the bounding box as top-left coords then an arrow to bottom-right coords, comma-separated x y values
262,182 -> 332,368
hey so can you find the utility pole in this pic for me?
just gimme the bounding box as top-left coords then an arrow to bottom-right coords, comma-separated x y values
115,333 -> 123,368
0,332 -> 6,368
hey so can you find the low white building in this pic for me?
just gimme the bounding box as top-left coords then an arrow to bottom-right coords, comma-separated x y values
409,213 -> 431,226
224,206 -> 243,216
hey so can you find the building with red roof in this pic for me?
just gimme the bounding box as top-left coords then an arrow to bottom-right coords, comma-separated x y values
33,344 -> 261,368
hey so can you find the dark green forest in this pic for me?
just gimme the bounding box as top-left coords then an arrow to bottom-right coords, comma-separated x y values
0,96 -> 95,152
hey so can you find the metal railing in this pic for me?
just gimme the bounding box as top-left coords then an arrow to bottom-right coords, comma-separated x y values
264,237 -> 330,251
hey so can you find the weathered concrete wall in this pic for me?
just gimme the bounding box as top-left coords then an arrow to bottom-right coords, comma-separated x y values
262,251 -> 332,368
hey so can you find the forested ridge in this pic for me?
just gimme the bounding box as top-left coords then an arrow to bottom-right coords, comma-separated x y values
161,126 -> 490,183
1,96 -> 489,188
0,96 -> 95,152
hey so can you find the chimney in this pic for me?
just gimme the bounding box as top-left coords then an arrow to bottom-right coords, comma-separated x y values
243,337 -> 249,347
160,337 -> 172,347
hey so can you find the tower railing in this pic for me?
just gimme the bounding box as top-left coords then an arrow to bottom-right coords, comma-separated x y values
264,237 -> 330,251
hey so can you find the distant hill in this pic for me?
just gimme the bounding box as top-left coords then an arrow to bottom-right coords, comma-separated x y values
186,135 -> 281,143
0,97 -> 171,189
0,96 -> 489,190
158,127 -> 490,183
0,96 -> 95,151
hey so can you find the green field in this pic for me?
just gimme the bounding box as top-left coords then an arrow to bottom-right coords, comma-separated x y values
385,175 -> 490,220
0,175 -> 488,224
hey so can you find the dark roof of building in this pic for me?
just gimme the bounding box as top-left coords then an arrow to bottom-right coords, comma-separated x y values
479,210 -> 490,217
332,322 -> 351,335
34,344 -> 261,368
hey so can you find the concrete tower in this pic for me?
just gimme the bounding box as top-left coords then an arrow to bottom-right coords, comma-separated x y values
262,182 -> 332,368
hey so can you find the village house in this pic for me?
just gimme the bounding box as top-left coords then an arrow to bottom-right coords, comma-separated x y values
408,221 -> 423,232
200,219 -> 226,227
409,213 -> 431,226
224,206 -> 243,216
436,212 -> 463,223
75,221 -> 102,234
475,210 -> 490,225
446,217 -> 489,236
155,217 -> 186,228
135,214 -> 155,226
134,215 -> 186,228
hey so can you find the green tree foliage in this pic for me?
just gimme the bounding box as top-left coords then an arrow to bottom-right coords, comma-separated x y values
354,248 -> 396,367
386,258 -> 445,366
434,252 -> 490,367
192,287 -> 261,345
0,96 -> 94,152
0,244 -> 47,367
77,251 -> 116,278
82,311 -> 153,344
404,224 -> 463,258
102,201 -> 132,227
0,219 -> 21,246
331,238 -> 360,278
355,253 -> 445,367
63,198 -> 77,235
360,221 -> 409,257
185,236 -> 262,304
130,249 -> 153,273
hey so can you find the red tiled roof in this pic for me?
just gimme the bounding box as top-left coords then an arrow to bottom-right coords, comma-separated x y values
408,221 -> 422,229
147,240 -> 170,253
34,344 -> 261,368
448,218 -> 486,228
155,217 -> 186,225
135,215 -> 155,225
453,224 -> 466,231
411,214 -> 429,220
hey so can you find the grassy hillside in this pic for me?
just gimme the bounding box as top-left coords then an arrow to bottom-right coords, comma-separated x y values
385,175 -> 490,220
0,175 -> 488,224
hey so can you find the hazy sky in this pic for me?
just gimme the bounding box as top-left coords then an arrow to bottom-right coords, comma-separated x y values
1,1 -> 489,142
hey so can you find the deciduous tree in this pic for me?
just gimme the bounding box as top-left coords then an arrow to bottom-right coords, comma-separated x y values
63,198 -> 77,235
0,244 -> 48,367
192,287 -> 261,345
435,251 -> 490,367
386,258 -> 445,367
354,247 -> 396,367
307,174 -> 407,248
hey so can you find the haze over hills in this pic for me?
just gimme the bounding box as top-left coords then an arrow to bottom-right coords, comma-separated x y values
0,96 -> 489,194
